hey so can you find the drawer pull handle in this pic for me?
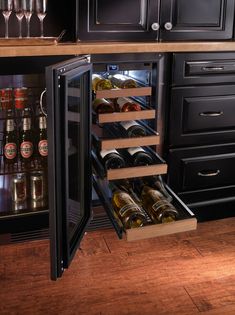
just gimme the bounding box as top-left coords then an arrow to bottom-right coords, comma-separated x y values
201,66 -> 224,71
198,170 -> 220,177
199,111 -> 223,117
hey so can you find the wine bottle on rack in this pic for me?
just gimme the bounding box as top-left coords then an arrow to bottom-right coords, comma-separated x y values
110,182 -> 147,229
92,98 -> 115,114
125,147 -> 153,166
139,183 -> 179,224
145,175 -> 173,202
109,74 -> 138,89
92,74 -> 113,92
99,149 -> 126,170
3,109 -> 17,165
119,120 -> 147,137
115,97 -> 141,112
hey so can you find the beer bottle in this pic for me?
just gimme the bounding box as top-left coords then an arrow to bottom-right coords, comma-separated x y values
115,97 -> 141,112
3,109 -> 17,165
140,184 -> 179,224
109,74 -> 137,89
19,107 -> 34,166
37,110 -> 48,167
92,74 -> 113,92
110,182 -> 147,229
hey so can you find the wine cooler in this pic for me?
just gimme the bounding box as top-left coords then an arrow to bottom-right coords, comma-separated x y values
0,53 -> 197,280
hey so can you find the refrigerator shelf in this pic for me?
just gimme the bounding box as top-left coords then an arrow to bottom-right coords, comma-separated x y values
95,86 -> 152,99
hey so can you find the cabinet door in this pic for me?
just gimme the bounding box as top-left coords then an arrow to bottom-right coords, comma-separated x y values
160,0 -> 234,40
46,57 -> 92,280
77,0 -> 160,41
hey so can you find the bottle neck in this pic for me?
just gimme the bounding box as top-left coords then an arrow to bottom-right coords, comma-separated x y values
23,117 -> 31,131
39,116 -> 47,129
6,119 -> 14,132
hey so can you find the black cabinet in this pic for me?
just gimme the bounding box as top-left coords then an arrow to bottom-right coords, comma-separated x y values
76,0 -> 235,41
160,0 -> 235,41
166,52 -> 235,222
77,0 -> 160,41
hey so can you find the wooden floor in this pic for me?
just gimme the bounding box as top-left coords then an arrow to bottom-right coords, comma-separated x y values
1,218 -> 235,315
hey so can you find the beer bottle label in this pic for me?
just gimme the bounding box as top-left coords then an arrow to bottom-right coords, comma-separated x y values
6,119 -> 14,132
39,116 -> 47,129
38,139 -> 48,157
23,118 -> 31,131
4,142 -> 17,159
20,141 -> 33,158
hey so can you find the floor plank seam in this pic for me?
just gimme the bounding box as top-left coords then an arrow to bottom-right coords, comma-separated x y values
183,286 -> 201,313
102,236 -> 112,254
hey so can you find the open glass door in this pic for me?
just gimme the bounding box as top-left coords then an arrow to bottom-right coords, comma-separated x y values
46,56 -> 92,280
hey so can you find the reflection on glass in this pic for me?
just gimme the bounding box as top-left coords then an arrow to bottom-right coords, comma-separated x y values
67,77 -> 82,242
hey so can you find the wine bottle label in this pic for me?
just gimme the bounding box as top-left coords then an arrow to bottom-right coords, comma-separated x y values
6,119 -> 14,132
116,97 -> 131,110
127,147 -> 145,156
4,142 -> 17,159
23,118 -> 31,131
119,203 -> 140,217
120,120 -> 138,130
39,116 -> 47,129
38,139 -> 48,157
20,141 -> 33,158
100,149 -> 118,159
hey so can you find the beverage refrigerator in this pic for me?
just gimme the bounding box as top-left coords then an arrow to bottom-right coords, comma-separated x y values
0,53 -> 197,280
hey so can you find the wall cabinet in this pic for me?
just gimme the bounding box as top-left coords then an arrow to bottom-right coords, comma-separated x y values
77,0 -> 235,41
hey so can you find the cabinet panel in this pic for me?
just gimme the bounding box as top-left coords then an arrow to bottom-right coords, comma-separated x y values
77,0 -> 160,41
173,53 -> 235,86
169,85 -> 235,146
160,0 -> 234,41
167,143 -> 235,193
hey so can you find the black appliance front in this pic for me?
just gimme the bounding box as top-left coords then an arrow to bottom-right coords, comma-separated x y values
46,57 -> 92,280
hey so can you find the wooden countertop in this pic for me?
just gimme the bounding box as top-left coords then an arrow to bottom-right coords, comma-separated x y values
1,41 -> 235,57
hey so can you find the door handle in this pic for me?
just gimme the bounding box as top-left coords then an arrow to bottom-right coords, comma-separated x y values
198,170 -> 220,177
201,66 -> 224,71
199,111 -> 224,117
164,22 -> 173,31
151,23 -> 160,31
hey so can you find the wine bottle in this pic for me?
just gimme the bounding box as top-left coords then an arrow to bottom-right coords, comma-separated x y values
109,74 -> 137,89
36,109 -> 48,167
3,109 -> 17,165
99,149 -> 125,170
92,98 -> 115,114
110,182 -> 147,229
126,147 -> 153,166
140,184 -> 178,223
145,175 -> 173,202
92,74 -> 113,92
119,120 -> 147,137
116,97 -> 141,112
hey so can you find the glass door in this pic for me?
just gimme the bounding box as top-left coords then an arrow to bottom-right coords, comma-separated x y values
46,56 -> 92,280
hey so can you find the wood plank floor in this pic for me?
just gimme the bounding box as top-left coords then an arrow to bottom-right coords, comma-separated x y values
1,218 -> 235,315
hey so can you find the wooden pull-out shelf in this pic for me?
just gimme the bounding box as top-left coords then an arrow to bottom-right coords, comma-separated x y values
93,176 -> 197,242
95,87 -> 152,99
107,163 -> 167,180
100,134 -> 160,150
92,148 -> 167,181
97,109 -> 156,123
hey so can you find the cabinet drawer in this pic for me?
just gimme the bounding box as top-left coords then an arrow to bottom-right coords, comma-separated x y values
169,85 -> 235,146
173,53 -> 235,86
168,143 -> 235,193
93,176 -> 197,242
